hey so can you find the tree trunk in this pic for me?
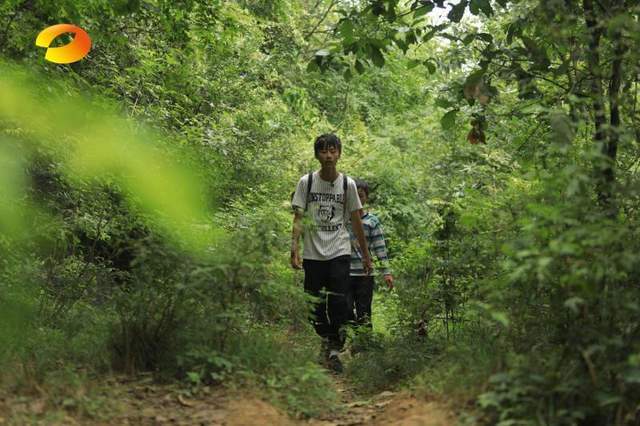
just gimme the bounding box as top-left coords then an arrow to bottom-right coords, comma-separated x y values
604,10 -> 627,215
583,0 -> 611,208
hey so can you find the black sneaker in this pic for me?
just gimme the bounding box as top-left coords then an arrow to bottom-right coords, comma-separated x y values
327,352 -> 343,374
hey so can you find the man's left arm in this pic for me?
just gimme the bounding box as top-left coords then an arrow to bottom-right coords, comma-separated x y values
351,211 -> 373,274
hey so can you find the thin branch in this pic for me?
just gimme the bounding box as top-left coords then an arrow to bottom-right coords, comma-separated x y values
395,4 -> 433,20
304,0 -> 338,40
334,82 -> 351,131
533,73 -> 570,92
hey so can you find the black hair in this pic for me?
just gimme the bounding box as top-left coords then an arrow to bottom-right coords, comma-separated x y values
314,133 -> 342,155
355,179 -> 369,196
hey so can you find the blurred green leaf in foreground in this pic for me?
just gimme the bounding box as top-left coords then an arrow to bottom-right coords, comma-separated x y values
0,61 -> 224,253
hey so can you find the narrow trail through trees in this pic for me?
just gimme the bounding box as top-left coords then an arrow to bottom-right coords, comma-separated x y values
306,376 -> 454,426
0,374 -> 455,425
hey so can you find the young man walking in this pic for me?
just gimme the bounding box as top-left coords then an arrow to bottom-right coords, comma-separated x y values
348,179 -> 394,329
291,134 -> 372,373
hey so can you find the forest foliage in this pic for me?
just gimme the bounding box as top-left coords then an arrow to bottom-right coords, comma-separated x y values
1,0 -> 640,424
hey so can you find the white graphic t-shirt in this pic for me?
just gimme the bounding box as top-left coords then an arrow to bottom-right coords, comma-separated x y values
292,172 -> 362,261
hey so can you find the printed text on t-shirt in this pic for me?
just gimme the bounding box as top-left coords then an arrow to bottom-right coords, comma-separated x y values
308,192 -> 344,204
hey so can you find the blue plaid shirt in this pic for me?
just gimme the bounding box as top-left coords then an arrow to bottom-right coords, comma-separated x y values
348,212 -> 391,277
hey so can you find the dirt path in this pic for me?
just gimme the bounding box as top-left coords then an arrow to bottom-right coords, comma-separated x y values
0,375 -> 455,425
305,376 -> 454,426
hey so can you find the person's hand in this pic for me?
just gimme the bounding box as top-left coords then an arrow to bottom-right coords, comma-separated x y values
384,274 -> 394,290
291,248 -> 302,270
362,255 -> 373,275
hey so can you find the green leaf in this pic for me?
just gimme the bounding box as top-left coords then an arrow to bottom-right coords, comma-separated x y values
306,60 -> 320,73
370,48 -> 385,67
396,39 -> 408,53
506,22 -> 522,44
315,49 -> 331,57
491,311 -> 510,327
425,60 -> 436,74
355,59 -> 365,74
470,0 -> 493,16
477,392 -> 500,409
343,42 -> 358,54
477,33 -> 493,43
595,392 -> 622,407
623,369 -> 640,384
422,24 -> 447,43
448,0 -> 468,23
439,33 -> 460,42
370,38 -> 386,49
435,97 -> 454,108
343,68 -> 353,81
371,1 -> 385,16
469,0 -> 480,15
564,297 -> 585,314
187,371 -> 201,384
463,34 -> 476,45
414,2 -> 435,18
338,20 -> 354,43
465,69 -> 485,86
440,109 -> 458,130
62,398 -> 76,408
113,0 -> 141,15
407,59 -> 422,69
520,36 -> 550,70
515,69 -> 539,99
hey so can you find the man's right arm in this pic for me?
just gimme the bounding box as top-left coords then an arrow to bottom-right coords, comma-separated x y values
290,176 -> 308,269
291,208 -> 303,269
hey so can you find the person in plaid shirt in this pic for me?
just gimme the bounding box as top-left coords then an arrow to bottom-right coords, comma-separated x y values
347,179 -> 394,329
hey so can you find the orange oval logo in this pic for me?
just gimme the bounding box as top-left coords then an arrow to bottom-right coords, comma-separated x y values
36,24 -> 91,64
